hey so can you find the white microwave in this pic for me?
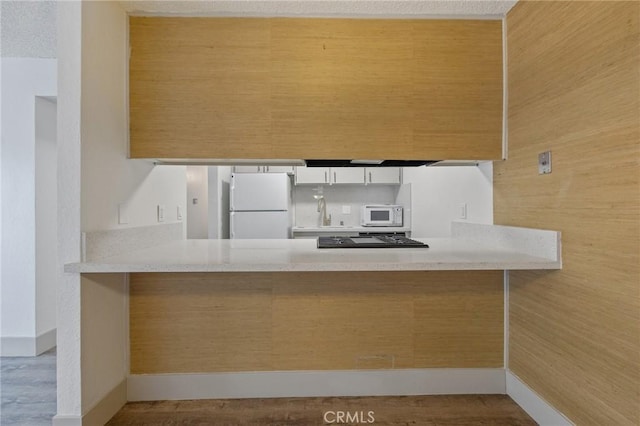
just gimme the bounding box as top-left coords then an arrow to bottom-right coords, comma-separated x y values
361,205 -> 403,227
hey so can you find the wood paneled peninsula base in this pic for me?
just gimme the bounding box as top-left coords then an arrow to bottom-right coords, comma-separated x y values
130,270 -> 504,374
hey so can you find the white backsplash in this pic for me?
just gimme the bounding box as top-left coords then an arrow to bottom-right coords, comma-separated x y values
293,185 -> 401,227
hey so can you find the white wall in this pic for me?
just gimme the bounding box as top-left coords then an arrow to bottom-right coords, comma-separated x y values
0,1 -> 56,355
206,167 -> 217,238
76,1 -> 135,417
403,163 -> 494,237
208,166 -> 231,239
56,0 -> 83,417
186,166 -> 209,238
79,4 -> 185,232
0,5 -> 3,354
184,165 -> 235,239
35,96 -> 57,338
80,273 -> 127,417
82,161 -> 186,232
0,58 -> 56,354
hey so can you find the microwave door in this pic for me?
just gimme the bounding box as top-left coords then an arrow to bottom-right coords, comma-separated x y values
371,210 -> 391,224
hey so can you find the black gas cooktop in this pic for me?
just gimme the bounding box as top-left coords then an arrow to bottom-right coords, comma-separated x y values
317,234 -> 429,249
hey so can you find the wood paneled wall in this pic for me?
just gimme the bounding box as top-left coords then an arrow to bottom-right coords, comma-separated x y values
129,17 -> 503,160
129,271 -> 503,374
495,2 -> 639,425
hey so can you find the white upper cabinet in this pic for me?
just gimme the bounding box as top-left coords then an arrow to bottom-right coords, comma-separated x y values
366,167 -> 402,184
294,167 -> 330,185
294,167 -> 401,185
233,165 -> 264,173
295,167 -> 364,185
234,165 -> 295,174
331,168 -> 365,184
264,166 -> 295,173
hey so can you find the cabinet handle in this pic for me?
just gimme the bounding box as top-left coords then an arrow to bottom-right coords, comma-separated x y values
334,172 -> 337,183
324,171 -> 328,183
369,172 -> 372,183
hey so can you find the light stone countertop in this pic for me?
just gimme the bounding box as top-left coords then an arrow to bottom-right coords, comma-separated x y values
65,227 -> 562,273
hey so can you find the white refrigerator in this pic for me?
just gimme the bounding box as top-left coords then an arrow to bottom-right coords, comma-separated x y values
229,173 -> 292,239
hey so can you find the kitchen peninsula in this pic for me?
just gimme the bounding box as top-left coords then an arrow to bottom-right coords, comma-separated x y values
68,222 -> 560,402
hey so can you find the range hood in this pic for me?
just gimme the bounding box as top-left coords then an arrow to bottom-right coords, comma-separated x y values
152,158 -> 442,167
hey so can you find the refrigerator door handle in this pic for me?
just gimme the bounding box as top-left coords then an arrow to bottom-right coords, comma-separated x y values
229,181 -> 235,210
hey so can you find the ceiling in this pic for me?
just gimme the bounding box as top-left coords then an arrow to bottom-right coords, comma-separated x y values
120,1 -> 518,18
0,0 -> 56,58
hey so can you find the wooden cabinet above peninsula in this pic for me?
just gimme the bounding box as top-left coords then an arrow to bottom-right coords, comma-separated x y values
129,17 -> 503,160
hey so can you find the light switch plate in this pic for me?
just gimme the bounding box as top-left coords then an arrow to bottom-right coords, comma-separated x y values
342,205 -> 351,214
539,151 -> 552,174
459,203 -> 467,220
157,204 -> 165,222
118,203 -> 129,225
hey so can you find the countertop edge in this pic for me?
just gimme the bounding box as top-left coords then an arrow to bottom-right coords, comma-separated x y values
65,223 -> 562,274
65,259 -> 562,274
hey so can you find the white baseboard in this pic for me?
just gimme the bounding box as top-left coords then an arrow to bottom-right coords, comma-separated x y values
51,415 -> 81,426
128,368 -> 506,401
52,379 -> 127,426
36,328 -> 57,354
1,328 -> 56,356
82,379 -> 127,426
506,371 -> 573,426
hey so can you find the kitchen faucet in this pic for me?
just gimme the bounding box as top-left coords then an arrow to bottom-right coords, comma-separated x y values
317,196 -> 331,226
313,187 -> 331,226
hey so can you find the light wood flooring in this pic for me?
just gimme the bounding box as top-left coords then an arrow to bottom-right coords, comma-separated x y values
107,395 -> 536,425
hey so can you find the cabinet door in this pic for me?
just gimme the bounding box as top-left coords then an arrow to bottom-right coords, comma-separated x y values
331,168 -> 365,184
270,19 -> 414,159
412,20 -> 503,159
294,167 -> 330,185
264,166 -> 295,174
129,18 -> 272,159
366,168 -> 401,184
233,166 -> 264,173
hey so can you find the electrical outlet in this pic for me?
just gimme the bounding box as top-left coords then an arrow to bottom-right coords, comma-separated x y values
342,205 -> 351,214
539,151 -> 552,174
157,204 -> 165,222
